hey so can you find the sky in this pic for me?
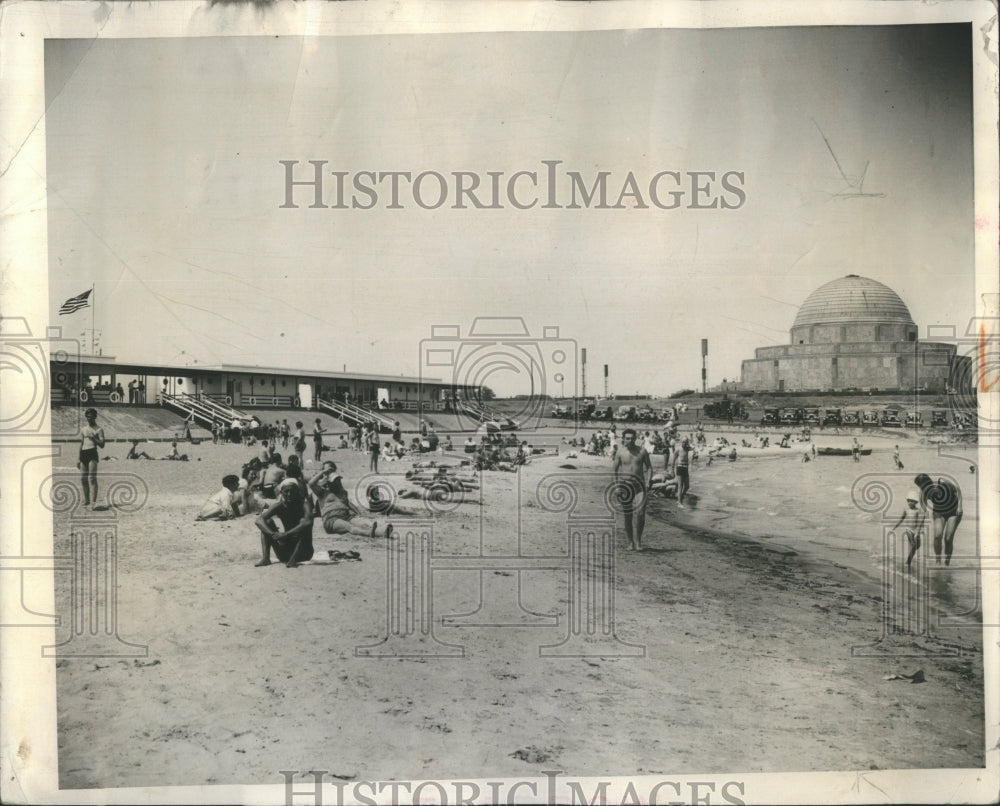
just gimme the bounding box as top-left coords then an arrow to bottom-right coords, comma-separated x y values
44,24 -> 976,397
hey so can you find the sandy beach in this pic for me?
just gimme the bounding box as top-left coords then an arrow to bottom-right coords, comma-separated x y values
50,425 -> 985,788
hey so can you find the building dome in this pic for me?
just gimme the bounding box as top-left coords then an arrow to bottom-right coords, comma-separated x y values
792,275 -> 915,329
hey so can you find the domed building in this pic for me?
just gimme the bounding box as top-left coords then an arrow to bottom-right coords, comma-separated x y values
740,275 -> 963,393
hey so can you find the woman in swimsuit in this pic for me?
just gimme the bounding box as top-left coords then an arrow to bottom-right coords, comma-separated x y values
79,408 -> 106,509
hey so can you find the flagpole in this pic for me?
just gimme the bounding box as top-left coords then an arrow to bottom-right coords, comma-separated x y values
91,283 -> 95,355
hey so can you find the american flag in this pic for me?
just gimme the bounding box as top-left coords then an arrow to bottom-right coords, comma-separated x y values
58,289 -> 91,315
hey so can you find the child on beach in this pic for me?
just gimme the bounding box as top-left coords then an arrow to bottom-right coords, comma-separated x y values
892,489 -> 927,567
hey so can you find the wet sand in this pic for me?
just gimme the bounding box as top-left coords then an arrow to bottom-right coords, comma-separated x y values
51,431 -> 985,788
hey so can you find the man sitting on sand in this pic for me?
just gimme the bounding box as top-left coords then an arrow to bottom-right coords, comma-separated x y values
612,427 -> 653,551
308,462 -> 393,539
892,488 -> 927,567
254,478 -> 315,568
258,439 -> 273,466
126,439 -> 153,460
196,474 -> 244,521
259,453 -> 286,500
161,441 -> 189,461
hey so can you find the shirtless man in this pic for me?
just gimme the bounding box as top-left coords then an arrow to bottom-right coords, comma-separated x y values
254,479 -> 314,568
312,418 -> 327,462
914,473 -> 963,565
673,438 -> 693,508
79,408 -> 106,509
611,428 -> 653,551
258,453 -> 286,500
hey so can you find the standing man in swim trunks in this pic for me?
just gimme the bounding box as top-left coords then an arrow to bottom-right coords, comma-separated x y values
611,427 -> 653,551
79,407 -> 105,510
673,437 -> 693,509
312,417 -> 327,462
914,473 -> 963,565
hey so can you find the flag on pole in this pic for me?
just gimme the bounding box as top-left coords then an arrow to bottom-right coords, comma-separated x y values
58,289 -> 92,315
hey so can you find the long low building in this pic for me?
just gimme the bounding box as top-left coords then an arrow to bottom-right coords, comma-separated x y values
740,274 -> 971,394
49,355 -> 448,412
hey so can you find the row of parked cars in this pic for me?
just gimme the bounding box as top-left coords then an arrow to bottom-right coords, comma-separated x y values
759,407 -> 955,428
551,403 -> 681,422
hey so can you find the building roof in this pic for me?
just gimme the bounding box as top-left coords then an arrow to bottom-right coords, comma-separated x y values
60,356 -> 441,386
792,275 -> 915,329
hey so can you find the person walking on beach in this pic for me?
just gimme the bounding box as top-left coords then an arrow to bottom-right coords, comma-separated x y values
280,419 -> 290,450
914,473 -> 963,566
893,445 -> 904,470
312,417 -> 327,462
611,428 -> 653,551
78,407 -> 106,510
852,437 -> 862,462
891,489 -> 926,567
673,437 -> 693,509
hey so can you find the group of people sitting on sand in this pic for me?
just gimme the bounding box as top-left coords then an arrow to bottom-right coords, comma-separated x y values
195,448 -> 396,568
121,439 -> 189,461
472,439 -> 529,472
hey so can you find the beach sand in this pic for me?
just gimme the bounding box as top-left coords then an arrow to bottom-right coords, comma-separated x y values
50,429 -> 985,788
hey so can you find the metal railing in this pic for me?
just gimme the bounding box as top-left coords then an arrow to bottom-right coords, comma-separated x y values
158,392 -> 247,427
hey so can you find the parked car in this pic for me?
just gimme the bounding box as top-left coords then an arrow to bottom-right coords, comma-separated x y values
842,410 -> 861,426
780,408 -> 801,425
821,408 -> 841,426
881,409 -> 902,427
905,411 -> 922,428
614,405 -> 636,421
861,410 -> 880,426
930,409 -> 948,427
761,408 -> 779,425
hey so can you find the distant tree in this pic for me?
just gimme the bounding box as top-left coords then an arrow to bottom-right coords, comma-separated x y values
669,388 -> 696,399
479,385 -> 496,402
